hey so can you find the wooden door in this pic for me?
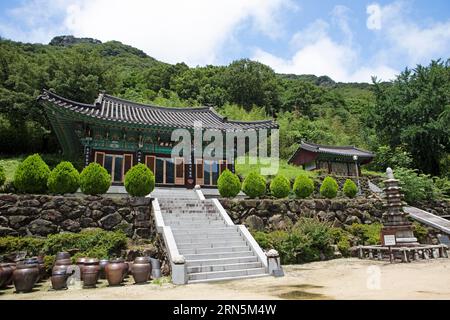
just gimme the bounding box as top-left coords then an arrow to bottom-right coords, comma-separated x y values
145,155 -> 156,174
195,159 -> 204,185
175,157 -> 184,185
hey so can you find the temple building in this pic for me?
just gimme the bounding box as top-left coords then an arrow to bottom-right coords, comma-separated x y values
288,141 -> 374,176
38,90 -> 278,188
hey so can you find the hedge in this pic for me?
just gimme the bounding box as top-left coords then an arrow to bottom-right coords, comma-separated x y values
47,161 -> 80,194
217,169 -> 241,198
80,163 -> 111,195
124,163 -> 155,197
14,154 -> 50,194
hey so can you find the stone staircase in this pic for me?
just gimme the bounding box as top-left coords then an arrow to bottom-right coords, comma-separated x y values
158,197 -> 268,283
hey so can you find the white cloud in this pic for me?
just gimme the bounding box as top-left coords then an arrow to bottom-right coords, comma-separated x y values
366,1 -> 450,64
0,0 -> 293,66
253,5 -> 398,83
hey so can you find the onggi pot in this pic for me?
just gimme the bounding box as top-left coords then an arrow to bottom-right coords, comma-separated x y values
13,261 -> 39,293
51,269 -> 71,290
76,257 -> 88,280
82,258 -> 99,288
132,257 -> 151,284
53,258 -> 72,274
105,259 -> 126,286
0,263 -> 14,288
98,259 -> 109,279
55,252 -> 71,261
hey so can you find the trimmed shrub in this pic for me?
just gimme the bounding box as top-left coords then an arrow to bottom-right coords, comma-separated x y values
124,163 -> 155,197
0,165 -> 5,187
47,161 -> 80,194
80,163 -> 111,195
14,154 -> 50,194
343,179 -> 358,198
320,176 -> 338,199
293,175 -> 314,198
242,171 -> 266,198
217,169 -> 241,198
270,174 -> 290,198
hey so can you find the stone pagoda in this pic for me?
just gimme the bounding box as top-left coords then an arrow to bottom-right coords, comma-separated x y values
381,168 -> 418,246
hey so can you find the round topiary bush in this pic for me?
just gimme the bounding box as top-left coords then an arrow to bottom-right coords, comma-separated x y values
320,176 -> 339,199
270,174 -> 290,198
14,154 -> 50,194
0,165 -> 5,188
343,179 -> 358,198
124,163 -> 155,197
80,163 -> 111,195
293,175 -> 314,198
217,169 -> 241,198
242,171 -> 266,198
47,161 -> 80,194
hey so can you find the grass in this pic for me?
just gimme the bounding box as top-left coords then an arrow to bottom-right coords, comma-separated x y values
0,156 -> 24,182
235,156 -> 316,180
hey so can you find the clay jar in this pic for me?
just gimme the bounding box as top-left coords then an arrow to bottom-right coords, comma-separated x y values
82,258 -> 99,288
0,263 -> 14,288
13,261 -> 39,293
51,269 -> 70,290
98,259 -> 109,279
132,257 -> 151,284
55,252 -> 71,261
53,258 -> 72,274
105,258 -> 126,286
76,257 -> 88,280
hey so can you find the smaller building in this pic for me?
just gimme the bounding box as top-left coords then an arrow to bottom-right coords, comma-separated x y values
288,141 -> 374,176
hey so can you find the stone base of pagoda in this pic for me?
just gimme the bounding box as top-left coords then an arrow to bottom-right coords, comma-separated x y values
381,224 -> 419,247
353,244 -> 449,263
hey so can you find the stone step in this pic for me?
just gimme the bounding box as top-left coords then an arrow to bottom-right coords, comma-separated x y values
173,234 -> 243,242
187,262 -> 263,274
177,240 -> 247,250
188,273 -> 269,284
183,250 -> 253,260
171,227 -> 237,234
186,256 -> 259,267
163,218 -> 223,224
188,267 -> 266,281
180,246 -> 251,255
162,212 -> 219,217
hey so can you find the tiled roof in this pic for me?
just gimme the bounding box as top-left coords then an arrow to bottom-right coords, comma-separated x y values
289,141 -> 374,162
38,89 -> 278,131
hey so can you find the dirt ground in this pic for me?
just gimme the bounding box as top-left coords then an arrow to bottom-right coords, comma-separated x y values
1,258 -> 450,300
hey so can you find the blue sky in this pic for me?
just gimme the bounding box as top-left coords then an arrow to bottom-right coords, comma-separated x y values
1,0 -> 449,82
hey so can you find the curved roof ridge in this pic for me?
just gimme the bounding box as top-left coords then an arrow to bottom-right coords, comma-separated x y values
302,140 -> 373,154
103,94 -> 211,112
40,89 -> 97,108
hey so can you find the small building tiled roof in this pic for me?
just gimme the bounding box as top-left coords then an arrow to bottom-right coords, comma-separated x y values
38,89 -> 278,131
289,141 -> 374,163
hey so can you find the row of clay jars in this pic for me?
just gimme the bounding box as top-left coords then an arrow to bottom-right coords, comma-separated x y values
0,263 -> 16,289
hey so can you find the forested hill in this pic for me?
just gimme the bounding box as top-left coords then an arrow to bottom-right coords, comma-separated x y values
0,35 -> 448,176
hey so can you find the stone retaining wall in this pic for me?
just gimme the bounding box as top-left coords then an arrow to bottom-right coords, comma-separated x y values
0,194 -> 153,239
219,197 -> 385,231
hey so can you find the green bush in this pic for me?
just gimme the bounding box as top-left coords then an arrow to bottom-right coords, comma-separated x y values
124,163 -> 155,197
293,175 -> 314,198
394,167 -> 439,203
47,161 -> 80,194
270,174 -> 290,198
217,169 -> 241,198
347,223 -> 382,245
80,163 -> 111,195
320,176 -> 338,199
434,177 -> 450,198
242,171 -> 266,198
413,222 -> 429,243
14,154 -> 50,194
0,229 -> 128,263
0,165 -> 5,187
330,228 -> 351,256
343,179 -> 358,198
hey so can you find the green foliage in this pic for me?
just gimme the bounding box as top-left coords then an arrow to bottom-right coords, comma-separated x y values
330,228 -> 351,256
0,165 -> 5,187
413,222 -> 429,243
47,161 -> 80,194
270,174 -> 290,198
368,60 -> 450,176
347,223 -> 382,245
80,162 -> 111,195
434,177 -> 450,198
217,169 -> 241,198
394,167 -> 440,203
320,176 -> 339,199
369,145 -> 413,171
124,163 -> 155,197
14,154 -> 50,193
0,229 -> 128,261
343,179 -> 358,198
293,175 -> 314,198
242,171 -> 266,198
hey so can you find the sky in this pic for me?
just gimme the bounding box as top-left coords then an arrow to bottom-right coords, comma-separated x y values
0,0 -> 449,83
